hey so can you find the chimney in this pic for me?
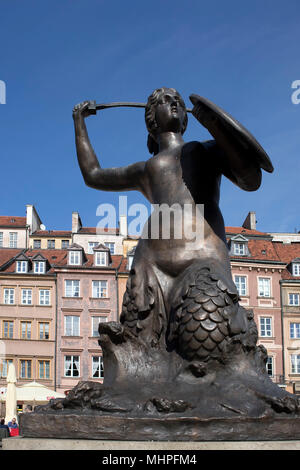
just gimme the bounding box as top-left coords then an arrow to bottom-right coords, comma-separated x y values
119,215 -> 128,238
242,211 -> 257,231
26,204 -> 42,234
72,212 -> 82,233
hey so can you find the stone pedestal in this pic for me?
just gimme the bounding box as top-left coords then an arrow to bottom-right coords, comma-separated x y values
19,412 -> 300,441
3,437 -> 300,450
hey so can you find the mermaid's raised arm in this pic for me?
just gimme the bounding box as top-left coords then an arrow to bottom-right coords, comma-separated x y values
73,101 -> 147,193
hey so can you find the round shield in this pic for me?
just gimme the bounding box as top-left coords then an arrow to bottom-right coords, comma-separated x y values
189,94 -> 274,173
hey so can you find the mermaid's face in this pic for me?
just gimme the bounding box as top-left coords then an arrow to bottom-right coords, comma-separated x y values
154,89 -> 186,134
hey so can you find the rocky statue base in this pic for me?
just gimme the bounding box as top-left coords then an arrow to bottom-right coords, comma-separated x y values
20,267 -> 300,441
20,328 -> 300,441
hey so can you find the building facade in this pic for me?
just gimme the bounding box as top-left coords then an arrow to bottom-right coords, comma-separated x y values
54,243 -> 122,393
0,205 -> 43,249
29,230 -> 72,250
0,249 -> 67,399
228,228 -> 286,383
71,211 -> 127,256
272,242 -> 300,393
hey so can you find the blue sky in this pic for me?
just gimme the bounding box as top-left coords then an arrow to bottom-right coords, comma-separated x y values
0,0 -> 299,234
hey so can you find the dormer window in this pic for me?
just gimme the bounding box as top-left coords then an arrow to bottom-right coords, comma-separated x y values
233,243 -> 246,256
69,250 -> 81,266
93,244 -> 110,267
95,251 -> 107,266
32,254 -> 47,274
229,235 -> 249,257
293,263 -> 300,277
34,261 -> 46,274
67,244 -> 85,266
16,260 -> 28,273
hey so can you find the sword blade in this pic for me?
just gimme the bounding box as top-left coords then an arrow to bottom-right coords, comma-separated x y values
88,101 -> 192,113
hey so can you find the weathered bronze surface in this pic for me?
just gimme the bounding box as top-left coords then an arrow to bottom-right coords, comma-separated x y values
20,87 -> 300,441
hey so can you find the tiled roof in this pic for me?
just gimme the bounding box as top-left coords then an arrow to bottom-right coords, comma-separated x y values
0,249 -> 24,269
225,226 -> 271,237
31,230 -> 72,237
0,216 -> 27,228
230,238 -> 282,262
272,242 -> 300,281
118,257 -> 130,273
281,270 -> 298,280
52,252 -> 123,270
1,249 -> 68,274
273,242 -> 300,264
78,227 -> 120,235
0,247 -> 126,273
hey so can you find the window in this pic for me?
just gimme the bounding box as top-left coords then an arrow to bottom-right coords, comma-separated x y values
266,357 -> 273,377
92,316 -> 107,337
64,355 -> 80,377
234,275 -> 247,296
260,317 -> 272,337
69,250 -> 81,265
233,242 -> 246,255
258,277 -> 271,297
291,354 -> 300,374
95,251 -> 107,266
38,360 -> 50,379
289,293 -> 300,306
33,239 -> 41,249
88,242 -> 99,254
21,321 -> 31,339
47,239 -> 55,249
65,280 -> 80,297
0,359 -> 13,378
104,242 -> 115,255
64,315 -> 80,336
39,289 -> 50,305
34,261 -> 45,274
92,280 -> 108,298
3,320 -> 14,338
293,264 -> 300,277
21,289 -> 32,305
39,322 -> 50,340
62,240 -> 70,248
92,356 -> 104,379
9,232 -> 17,248
16,260 -> 28,273
0,232 -> 3,247
3,288 -> 15,304
20,359 -> 32,379
290,323 -> 300,339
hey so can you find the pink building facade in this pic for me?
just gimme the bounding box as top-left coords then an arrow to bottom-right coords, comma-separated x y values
0,249 -> 67,402
227,227 -> 286,384
54,244 -> 121,394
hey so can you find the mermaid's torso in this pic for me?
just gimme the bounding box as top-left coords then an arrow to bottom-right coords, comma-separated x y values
120,141 -> 238,343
